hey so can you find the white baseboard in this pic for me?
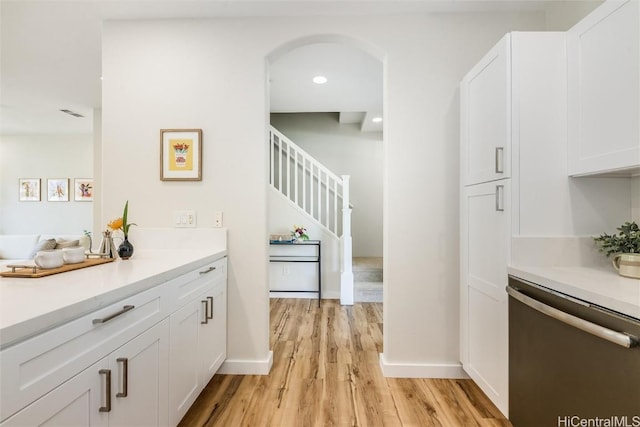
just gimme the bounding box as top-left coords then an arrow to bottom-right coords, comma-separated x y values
269,290 -> 341,300
379,353 -> 469,379
218,351 -> 273,375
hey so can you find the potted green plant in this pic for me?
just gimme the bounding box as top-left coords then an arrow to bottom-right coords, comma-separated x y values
593,221 -> 640,279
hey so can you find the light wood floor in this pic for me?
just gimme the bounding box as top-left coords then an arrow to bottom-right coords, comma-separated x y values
178,299 -> 511,427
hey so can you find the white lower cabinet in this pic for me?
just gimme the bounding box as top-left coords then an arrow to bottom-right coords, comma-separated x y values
1,358 -> 109,426
0,257 -> 227,426
107,318 -> 169,427
2,319 -> 169,427
460,180 -> 510,416
168,278 -> 226,426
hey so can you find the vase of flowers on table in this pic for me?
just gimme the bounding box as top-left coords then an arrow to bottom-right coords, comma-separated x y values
108,200 -> 137,260
292,225 -> 309,243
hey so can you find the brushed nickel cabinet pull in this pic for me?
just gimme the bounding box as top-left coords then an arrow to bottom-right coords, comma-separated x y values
93,305 -> 135,324
99,369 -> 112,412
201,300 -> 209,324
495,185 -> 505,212
207,296 -> 214,320
495,147 -> 504,173
199,266 -> 216,275
116,358 -> 128,398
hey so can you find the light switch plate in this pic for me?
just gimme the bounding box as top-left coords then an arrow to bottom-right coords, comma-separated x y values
174,210 -> 196,228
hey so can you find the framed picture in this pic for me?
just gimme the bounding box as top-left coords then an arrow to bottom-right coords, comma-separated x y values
19,178 -> 41,201
160,129 -> 202,181
74,178 -> 94,201
47,178 -> 70,202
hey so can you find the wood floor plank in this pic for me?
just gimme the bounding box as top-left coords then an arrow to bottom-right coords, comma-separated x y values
178,299 -> 512,427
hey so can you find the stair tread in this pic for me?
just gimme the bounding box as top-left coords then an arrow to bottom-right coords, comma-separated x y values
353,257 -> 382,271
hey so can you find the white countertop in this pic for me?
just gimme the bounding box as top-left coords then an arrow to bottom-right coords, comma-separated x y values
0,248 -> 226,349
508,265 -> 640,320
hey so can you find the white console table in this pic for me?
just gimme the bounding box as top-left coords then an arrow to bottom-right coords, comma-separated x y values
269,240 -> 321,306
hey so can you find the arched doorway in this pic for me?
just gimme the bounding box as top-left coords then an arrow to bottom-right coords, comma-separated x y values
266,35 -> 385,305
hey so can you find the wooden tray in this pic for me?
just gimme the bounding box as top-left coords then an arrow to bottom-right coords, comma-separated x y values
0,258 -> 115,278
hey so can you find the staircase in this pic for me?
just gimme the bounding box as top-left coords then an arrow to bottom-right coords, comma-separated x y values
354,257 -> 383,302
269,126 -> 354,305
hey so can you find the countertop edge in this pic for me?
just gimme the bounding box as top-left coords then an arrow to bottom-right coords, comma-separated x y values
0,250 -> 227,349
508,265 -> 640,320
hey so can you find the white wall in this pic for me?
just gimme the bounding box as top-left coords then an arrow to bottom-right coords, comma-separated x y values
544,0 -> 603,31
270,113 -> 383,257
0,134 -> 93,234
632,176 -> 640,223
102,11 -> 548,374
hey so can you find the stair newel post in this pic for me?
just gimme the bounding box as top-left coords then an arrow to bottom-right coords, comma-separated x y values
340,175 -> 354,305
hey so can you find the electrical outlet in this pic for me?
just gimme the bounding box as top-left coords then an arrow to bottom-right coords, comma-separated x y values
282,265 -> 290,276
214,211 -> 223,228
174,210 -> 196,228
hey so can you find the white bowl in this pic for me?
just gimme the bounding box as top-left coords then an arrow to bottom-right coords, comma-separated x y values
35,250 -> 64,269
62,246 -> 86,264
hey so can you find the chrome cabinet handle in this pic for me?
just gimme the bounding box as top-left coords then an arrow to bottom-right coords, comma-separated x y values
199,266 -> 216,275
93,305 -> 135,324
495,185 -> 504,212
99,369 -> 112,412
506,286 -> 638,349
116,358 -> 128,398
207,296 -> 214,319
495,147 -> 504,173
201,300 -> 209,324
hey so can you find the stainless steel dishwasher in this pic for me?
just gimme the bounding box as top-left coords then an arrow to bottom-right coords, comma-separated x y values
507,276 -> 640,427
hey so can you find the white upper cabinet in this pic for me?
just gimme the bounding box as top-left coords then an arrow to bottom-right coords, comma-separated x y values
461,34 -> 511,186
568,0 -> 640,176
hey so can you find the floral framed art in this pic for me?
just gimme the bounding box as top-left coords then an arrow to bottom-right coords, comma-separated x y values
160,129 -> 202,181
47,178 -> 70,202
19,178 -> 41,202
74,178 -> 93,201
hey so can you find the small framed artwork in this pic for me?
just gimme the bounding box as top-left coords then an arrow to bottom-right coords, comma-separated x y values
160,129 -> 202,181
19,178 -> 41,201
47,178 -> 70,202
74,178 -> 93,201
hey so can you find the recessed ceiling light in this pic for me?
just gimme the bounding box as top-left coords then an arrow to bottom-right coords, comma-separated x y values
372,117 -> 383,123
313,75 -> 328,84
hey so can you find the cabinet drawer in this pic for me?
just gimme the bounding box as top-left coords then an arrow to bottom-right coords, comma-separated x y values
0,283 -> 169,422
168,257 -> 227,312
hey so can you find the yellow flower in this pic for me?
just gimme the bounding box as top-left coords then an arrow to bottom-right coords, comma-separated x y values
108,217 -> 123,230
107,201 -> 137,237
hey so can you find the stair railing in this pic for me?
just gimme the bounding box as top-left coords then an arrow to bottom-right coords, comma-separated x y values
270,126 -> 354,304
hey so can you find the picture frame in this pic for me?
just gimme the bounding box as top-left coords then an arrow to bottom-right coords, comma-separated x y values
19,178 -> 41,202
47,178 -> 70,202
74,178 -> 94,201
160,129 -> 202,181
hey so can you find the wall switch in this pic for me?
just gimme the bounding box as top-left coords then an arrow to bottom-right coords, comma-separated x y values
214,211 -> 223,228
282,265 -> 290,276
174,210 -> 196,228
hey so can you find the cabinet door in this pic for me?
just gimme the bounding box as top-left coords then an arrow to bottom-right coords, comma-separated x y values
460,180 -> 510,416
199,280 -> 227,385
461,34 -> 511,186
568,0 -> 640,175
108,318 -> 169,427
168,299 -> 202,426
1,359 -> 109,427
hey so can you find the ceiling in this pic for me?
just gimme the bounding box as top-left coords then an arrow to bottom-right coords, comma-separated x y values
0,0 -> 571,135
